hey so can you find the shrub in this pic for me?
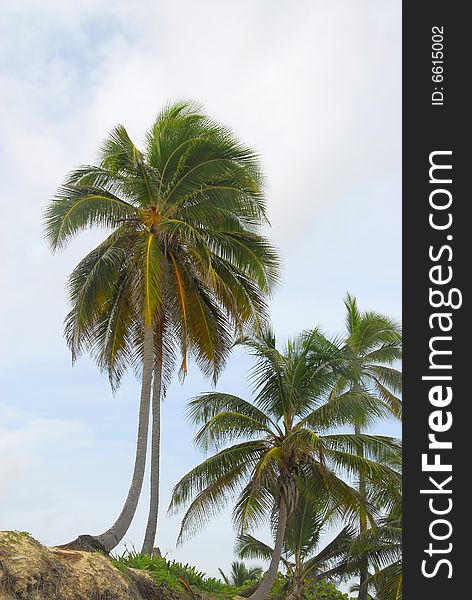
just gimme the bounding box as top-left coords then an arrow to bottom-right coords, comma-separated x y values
270,573 -> 353,600
112,550 -> 243,597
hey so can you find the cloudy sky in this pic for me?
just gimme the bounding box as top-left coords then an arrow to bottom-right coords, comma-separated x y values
0,0 -> 401,578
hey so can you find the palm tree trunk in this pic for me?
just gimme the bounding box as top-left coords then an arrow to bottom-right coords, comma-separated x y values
141,333 -> 163,554
95,325 -> 154,552
355,423 -> 369,600
285,576 -> 304,600
249,498 -> 288,600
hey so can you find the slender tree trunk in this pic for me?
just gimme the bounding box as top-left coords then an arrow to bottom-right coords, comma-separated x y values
355,423 -> 369,600
94,325 -> 155,552
249,498 -> 288,600
141,333 -> 163,554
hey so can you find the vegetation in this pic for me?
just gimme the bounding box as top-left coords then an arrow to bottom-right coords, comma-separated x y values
271,577 -> 355,600
327,295 -> 402,600
112,550 -> 354,600
237,487 -> 355,600
348,495 -> 402,600
36,101 -> 403,599
44,101 -> 279,553
218,561 -> 263,587
169,328 -> 401,600
113,550 -> 260,598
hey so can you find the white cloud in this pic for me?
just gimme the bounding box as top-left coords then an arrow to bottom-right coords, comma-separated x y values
0,0 -> 401,363
0,401 -> 91,507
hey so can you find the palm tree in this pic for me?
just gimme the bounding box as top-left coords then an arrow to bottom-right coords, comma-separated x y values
348,485 -> 402,600
168,329 -> 402,600
237,489 -> 356,600
218,561 -> 263,587
348,513 -> 402,600
44,101 -> 279,553
332,294 -> 402,600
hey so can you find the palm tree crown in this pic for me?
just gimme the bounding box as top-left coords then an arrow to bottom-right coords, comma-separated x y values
45,100 -> 279,387
334,294 -> 402,425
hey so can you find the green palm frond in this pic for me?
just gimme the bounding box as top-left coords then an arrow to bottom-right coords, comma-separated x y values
367,366 -> 402,394
193,412 -> 275,452
232,448 -> 281,533
184,278 -> 233,383
236,534 -> 278,564
298,462 -> 372,526
299,390 -> 388,432
187,392 -> 276,430
344,293 -> 362,338
64,229 -> 132,336
283,491 -> 324,560
304,525 -> 355,577
368,562 -> 402,600
218,561 -> 263,587
168,440 -> 269,542
44,184 -> 138,251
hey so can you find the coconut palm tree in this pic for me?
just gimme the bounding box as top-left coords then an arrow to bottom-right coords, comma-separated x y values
218,561 -> 263,587
237,489 -> 356,600
331,294 -> 402,600
348,486 -> 402,600
44,101 -> 279,553
168,329 -> 402,600
348,514 -> 402,600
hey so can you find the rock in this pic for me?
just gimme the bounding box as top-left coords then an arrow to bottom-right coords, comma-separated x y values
0,531 -> 166,600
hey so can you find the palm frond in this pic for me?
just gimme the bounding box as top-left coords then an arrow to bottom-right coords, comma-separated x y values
45,184 -> 138,251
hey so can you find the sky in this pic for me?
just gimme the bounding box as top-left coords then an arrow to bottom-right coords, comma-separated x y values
0,0 -> 401,579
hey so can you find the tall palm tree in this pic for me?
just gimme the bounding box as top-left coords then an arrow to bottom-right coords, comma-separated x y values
237,489 -> 356,600
44,101 -> 279,553
332,294 -> 402,600
218,561 -> 263,587
168,329 -> 402,600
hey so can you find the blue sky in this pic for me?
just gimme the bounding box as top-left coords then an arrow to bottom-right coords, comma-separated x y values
0,0 -> 401,578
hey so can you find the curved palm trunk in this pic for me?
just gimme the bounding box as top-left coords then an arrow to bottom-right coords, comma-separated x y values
141,334 -> 163,554
249,498 -> 288,600
95,325 -> 154,552
355,422 -> 369,600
